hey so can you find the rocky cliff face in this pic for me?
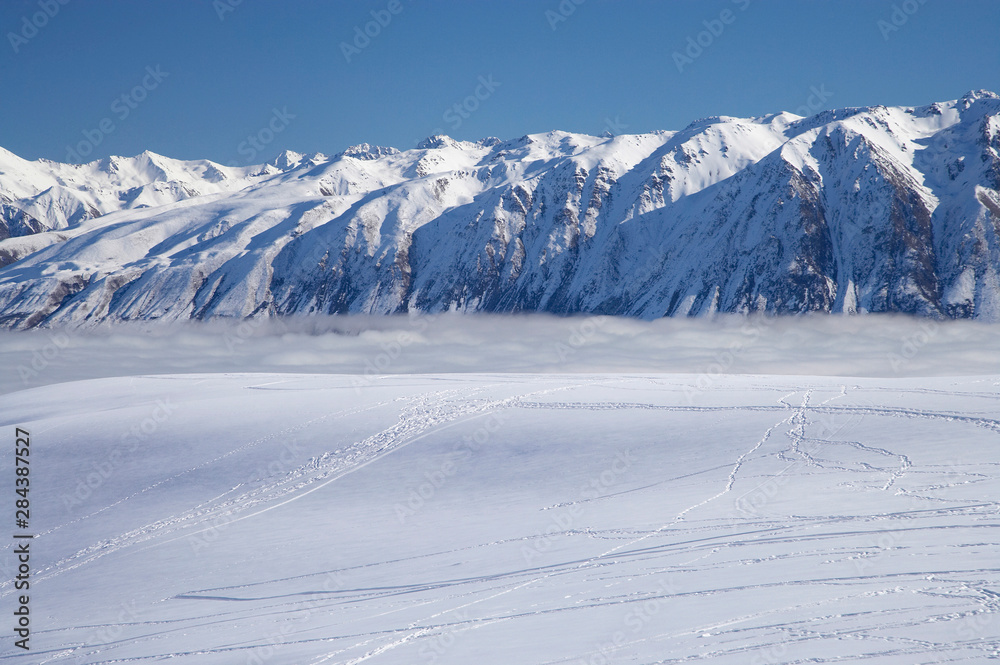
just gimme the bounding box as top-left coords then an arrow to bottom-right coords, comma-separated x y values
1,91 -> 999,328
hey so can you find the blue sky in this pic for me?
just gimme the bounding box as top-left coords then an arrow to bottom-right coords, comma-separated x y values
3,0 -> 998,165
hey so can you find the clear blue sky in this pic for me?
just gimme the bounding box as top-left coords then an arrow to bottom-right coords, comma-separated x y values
3,0 -> 998,165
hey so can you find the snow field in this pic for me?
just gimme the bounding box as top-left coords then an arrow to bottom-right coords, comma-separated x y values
1,373 -> 998,663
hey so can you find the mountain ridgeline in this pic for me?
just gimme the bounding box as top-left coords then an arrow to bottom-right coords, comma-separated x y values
1,90 -> 999,328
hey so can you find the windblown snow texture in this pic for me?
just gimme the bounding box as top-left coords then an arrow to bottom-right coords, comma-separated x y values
1,373 -> 998,663
2,91 -> 1000,327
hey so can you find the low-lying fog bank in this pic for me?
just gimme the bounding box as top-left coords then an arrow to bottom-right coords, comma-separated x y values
2,313 -> 998,394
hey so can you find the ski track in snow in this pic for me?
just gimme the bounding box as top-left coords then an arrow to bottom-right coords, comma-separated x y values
2,374 -> 999,664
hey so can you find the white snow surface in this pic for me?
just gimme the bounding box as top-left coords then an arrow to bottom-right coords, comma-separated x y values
2,370 -> 999,663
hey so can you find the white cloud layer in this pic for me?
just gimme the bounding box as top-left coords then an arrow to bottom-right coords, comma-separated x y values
3,313 -> 999,394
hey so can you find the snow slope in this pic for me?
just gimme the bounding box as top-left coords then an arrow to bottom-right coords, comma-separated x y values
1,91 -> 1000,327
1,372 -> 998,663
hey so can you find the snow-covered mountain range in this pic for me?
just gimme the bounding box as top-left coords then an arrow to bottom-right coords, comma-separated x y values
4,372 -> 999,663
2,90 -> 999,328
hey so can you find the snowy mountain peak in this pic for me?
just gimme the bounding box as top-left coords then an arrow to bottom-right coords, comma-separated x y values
271,149 -> 305,169
339,143 -> 400,161
960,88 -> 1000,108
477,136 -> 503,148
415,135 -> 457,150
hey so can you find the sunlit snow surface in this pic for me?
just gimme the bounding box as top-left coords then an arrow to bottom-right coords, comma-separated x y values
2,372 -> 999,663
